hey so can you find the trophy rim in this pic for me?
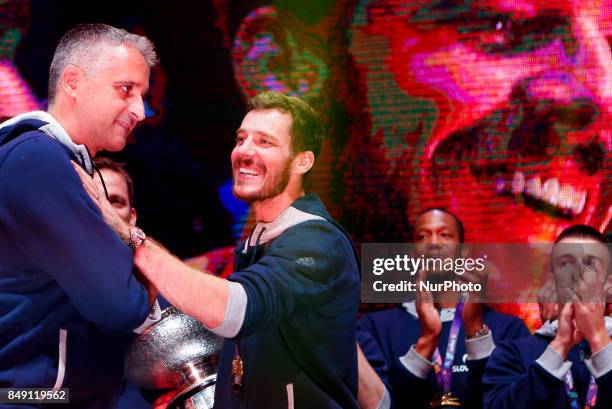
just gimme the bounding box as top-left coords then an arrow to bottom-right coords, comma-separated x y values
124,307 -> 223,389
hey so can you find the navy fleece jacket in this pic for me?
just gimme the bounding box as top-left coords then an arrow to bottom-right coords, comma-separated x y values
213,193 -> 361,409
0,115 -> 150,409
484,333 -> 612,409
358,305 -> 529,409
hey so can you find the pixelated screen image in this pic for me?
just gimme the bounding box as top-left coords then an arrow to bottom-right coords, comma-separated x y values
219,0 -> 612,252
342,0 -> 611,246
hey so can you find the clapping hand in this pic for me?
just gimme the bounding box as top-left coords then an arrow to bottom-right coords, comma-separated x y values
459,266 -> 488,337
537,275 -> 559,323
415,269 -> 442,359
573,262 -> 610,353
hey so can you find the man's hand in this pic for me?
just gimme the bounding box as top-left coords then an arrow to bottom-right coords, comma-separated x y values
357,343 -> 386,409
550,303 -> 583,359
415,270 -> 441,360
459,267 -> 488,337
604,275 -> 612,312
71,162 -> 158,306
152,390 -> 177,409
573,265 -> 611,353
71,161 -> 130,242
538,275 -> 559,323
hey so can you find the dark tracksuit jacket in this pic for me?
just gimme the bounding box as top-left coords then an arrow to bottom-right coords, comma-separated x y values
0,112 -> 150,409
358,304 -> 530,408
214,193 -> 361,409
483,325 -> 612,409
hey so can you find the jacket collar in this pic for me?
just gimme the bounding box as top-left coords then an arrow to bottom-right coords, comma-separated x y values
242,194 -> 327,253
0,111 -> 92,173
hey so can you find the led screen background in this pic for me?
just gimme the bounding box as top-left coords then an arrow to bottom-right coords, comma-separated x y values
343,0 -> 611,246
228,0 -> 611,254
3,0 -> 611,327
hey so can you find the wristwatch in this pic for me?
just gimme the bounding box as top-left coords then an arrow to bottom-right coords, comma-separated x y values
467,323 -> 490,340
128,226 -> 147,251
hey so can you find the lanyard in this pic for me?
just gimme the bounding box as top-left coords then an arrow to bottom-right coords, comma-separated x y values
432,301 -> 465,393
564,370 -> 597,409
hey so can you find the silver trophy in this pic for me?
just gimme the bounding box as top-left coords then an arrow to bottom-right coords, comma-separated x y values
125,307 -> 223,409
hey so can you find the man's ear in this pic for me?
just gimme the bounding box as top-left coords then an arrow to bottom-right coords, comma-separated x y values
292,150 -> 315,176
231,6 -> 328,101
60,65 -> 83,99
129,208 -> 137,228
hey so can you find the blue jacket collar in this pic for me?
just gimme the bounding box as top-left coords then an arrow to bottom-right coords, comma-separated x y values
0,111 -> 92,173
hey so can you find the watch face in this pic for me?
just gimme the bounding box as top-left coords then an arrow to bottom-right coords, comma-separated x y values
132,227 -> 146,240
130,226 -> 146,250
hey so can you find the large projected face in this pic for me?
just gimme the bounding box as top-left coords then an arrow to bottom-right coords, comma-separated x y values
349,0 -> 611,243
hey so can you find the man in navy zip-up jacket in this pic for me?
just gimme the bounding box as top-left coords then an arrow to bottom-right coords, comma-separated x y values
483,225 -> 612,409
0,24 -> 158,409
74,91 -> 360,408
357,209 -> 530,409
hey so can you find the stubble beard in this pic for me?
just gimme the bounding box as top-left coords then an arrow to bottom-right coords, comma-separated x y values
232,159 -> 292,204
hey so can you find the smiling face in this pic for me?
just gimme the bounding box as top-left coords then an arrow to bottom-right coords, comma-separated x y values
231,108 -> 295,203
349,0 -> 611,242
73,44 -> 150,154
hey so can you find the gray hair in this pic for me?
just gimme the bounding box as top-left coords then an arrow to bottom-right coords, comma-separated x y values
48,23 -> 158,105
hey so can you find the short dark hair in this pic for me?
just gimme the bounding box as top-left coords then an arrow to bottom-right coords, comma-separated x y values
248,91 -> 325,189
415,207 -> 465,243
93,157 -> 135,207
554,224 -> 606,244
48,23 -> 157,105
